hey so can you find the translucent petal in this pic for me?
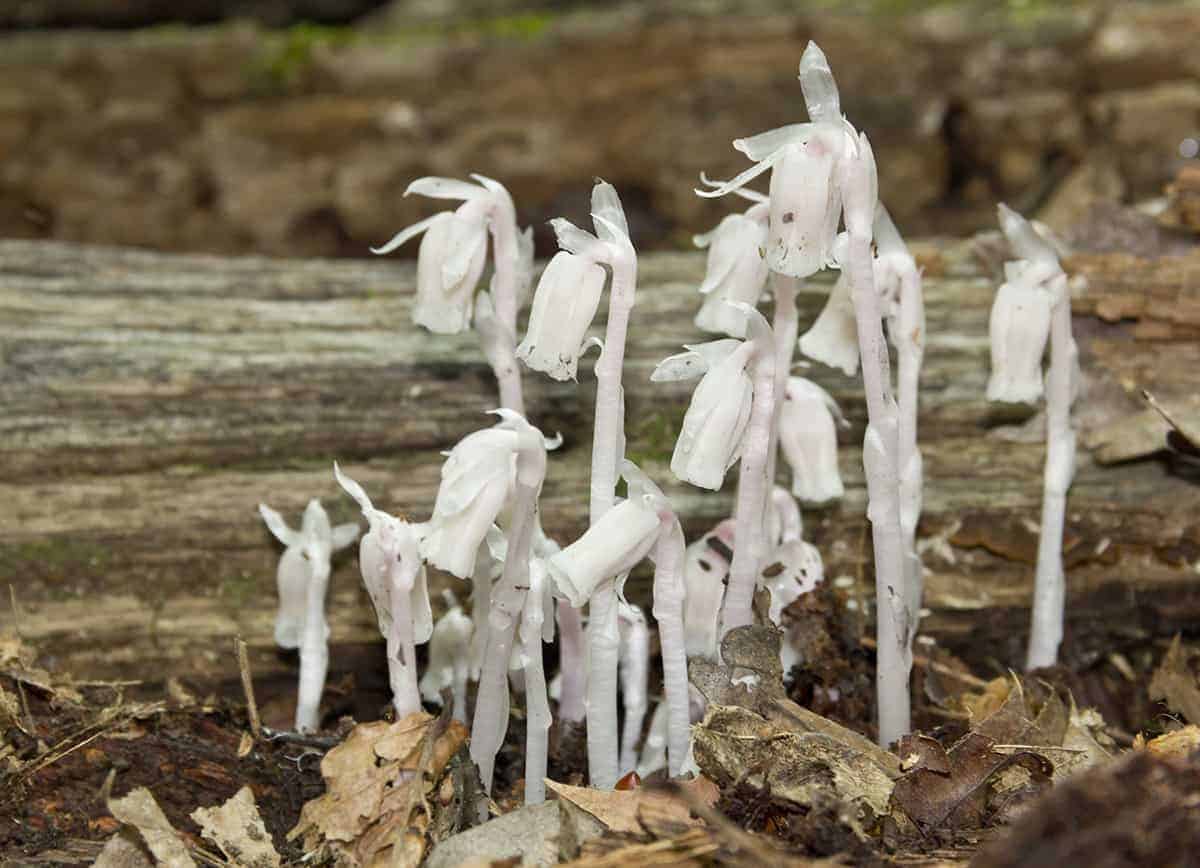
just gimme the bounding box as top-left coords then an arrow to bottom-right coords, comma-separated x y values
620,459 -> 667,509
799,41 -> 841,125
650,338 -> 742,382
331,522 -> 360,552
798,272 -> 859,374
997,203 -> 1059,265
699,171 -> 768,204
405,176 -> 488,201
516,251 -> 606,381
258,503 -> 299,548
695,150 -> 783,198
733,123 -> 815,161
370,213 -> 446,255
590,180 -> 629,241
333,462 -> 375,516
550,218 -> 603,257
412,565 -> 434,644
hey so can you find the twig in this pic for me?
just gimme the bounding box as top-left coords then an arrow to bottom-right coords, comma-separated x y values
235,636 -> 262,740
861,636 -> 989,689
991,744 -> 1087,753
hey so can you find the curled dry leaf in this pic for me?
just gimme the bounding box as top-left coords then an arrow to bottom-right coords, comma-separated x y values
889,731 -> 1052,830
290,710 -> 468,868
692,703 -> 894,818
1148,634 -> 1200,725
93,829 -> 155,868
1136,724 -> 1200,758
190,785 -> 280,868
106,787 -> 195,868
545,777 -> 719,837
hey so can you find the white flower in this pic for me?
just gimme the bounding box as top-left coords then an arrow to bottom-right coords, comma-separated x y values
653,327 -> 763,490
518,181 -> 634,381
683,519 -> 735,659
547,461 -> 667,607
421,410 -> 553,578
419,600 -> 473,711
838,131 -> 878,239
693,203 -> 770,337
372,175 -> 523,335
767,486 -> 803,548
798,270 -> 859,374
259,499 -> 359,649
779,377 -> 846,504
697,42 -> 855,278
515,251 -> 607,381
986,259 -> 1061,404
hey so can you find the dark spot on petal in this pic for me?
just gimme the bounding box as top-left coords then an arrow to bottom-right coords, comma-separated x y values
762,562 -> 784,578
782,212 -> 795,224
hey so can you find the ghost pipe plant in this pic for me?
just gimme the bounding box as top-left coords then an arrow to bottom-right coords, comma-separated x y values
464,410 -> 551,802
548,461 -> 690,787
989,203 -> 1078,670
519,557 -> 556,805
654,304 -> 776,633
332,466 -> 432,720
372,174 -> 534,412
520,181 -> 640,781
682,520 -> 735,660
779,377 -> 846,504
420,593 -> 473,723
692,183 -> 770,338
617,602 -> 649,776
258,500 -> 359,733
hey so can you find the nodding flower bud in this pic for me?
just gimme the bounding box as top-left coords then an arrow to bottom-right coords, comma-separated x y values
421,410 -> 553,578
653,336 -> 756,491
259,499 -> 359,649
547,461 -> 667,606
778,377 -> 846,504
839,131 -> 878,239
693,208 -> 770,337
683,519 -> 735,659
515,251 -> 607,381
420,601 -> 473,720
798,270 -> 859,375
986,259 -> 1062,404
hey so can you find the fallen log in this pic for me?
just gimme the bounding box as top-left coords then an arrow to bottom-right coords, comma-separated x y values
1,238 -> 1197,688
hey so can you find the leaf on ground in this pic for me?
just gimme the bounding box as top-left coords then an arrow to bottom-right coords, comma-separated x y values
692,704 -> 894,817
107,787 -> 196,868
1053,703 -> 1112,780
290,709 -> 468,868
190,785 -> 280,868
93,829 -> 156,868
546,776 -> 718,836
889,731 -> 1052,830
1149,634 -> 1200,724
1136,724 -> 1200,757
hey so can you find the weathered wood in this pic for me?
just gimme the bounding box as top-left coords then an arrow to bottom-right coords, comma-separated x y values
1,238 -> 1198,685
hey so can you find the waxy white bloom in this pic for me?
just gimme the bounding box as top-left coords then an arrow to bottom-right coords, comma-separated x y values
779,377 -> 846,504
518,181 -> 634,382
652,322 -> 765,490
259,500 -> 359,650
693,200 -> 770,337
986,258 -> 1062,404
421,410 -> 556,578
617,601 -> 649,774
547,463 -> 667,607
515,251 -> 607,381
698,42 -> 855,278
420,598 -> 473,722
682,519 -> 735,659
372,175 -> 518,334
798,269 -> 858,374
761,539 -> 825,625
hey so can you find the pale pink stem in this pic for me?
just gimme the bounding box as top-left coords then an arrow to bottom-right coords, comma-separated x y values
651,518 -> 690,777
766,273 -> 801,490
487,197 -> 525,414
555,601 -> 587,722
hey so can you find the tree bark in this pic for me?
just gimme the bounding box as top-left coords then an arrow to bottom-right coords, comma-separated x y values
2,239 -> 1198,685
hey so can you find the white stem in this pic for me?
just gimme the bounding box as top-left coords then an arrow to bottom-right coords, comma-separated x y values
585,582 -> 621,789
1026,299 -> 1075,669
469,478 -> 537,796
721,334 -> 776,633
487,202 -> 525,414
555,601 -> 587,722
895,264 -> 925,660
523,595 -> 551,804
468,551 -> 492,682
766,273 -> 801,490
846,228 -> 910,748
386,565 -> 422,720
651,520 -> 690,777
585,247 -> 637,789
618,610 -> 649,775
452,660 -> 469,724
294,560 -> 330,733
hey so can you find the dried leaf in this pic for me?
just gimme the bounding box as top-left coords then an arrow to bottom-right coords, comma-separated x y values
191,786 -> 281,868
693,704 -> 894,817
545,777 -> 717,836
1149,635 -> 1200,724
890,731 -> 1052,830
425,801 -> 560,868
107,787 -> 195,868
1139,725 -> 1200,758
290,710 -> 468,868
93,830 -> 155,868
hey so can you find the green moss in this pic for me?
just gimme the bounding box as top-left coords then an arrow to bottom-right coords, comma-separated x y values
0,537 -> 111,584
219,569 -> 260,607
625,406 -> 687,469
246,23 -> 357,93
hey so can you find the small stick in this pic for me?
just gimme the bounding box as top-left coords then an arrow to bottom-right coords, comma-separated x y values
860,636 -> 989,689
235,637 -> 262,740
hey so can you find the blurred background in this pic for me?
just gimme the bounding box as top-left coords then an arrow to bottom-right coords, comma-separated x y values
1,0 -> 1198,260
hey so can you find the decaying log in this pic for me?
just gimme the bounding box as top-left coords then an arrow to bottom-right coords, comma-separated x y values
1,239 -> 1198,687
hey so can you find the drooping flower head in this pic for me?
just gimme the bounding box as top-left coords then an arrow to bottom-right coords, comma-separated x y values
692,183 -> 770,337
682,519 -> 735,659
420,410 -> 554,578
259,499 -> 359,649
779,377 -> 846,504
697,42 -> 856,278
333,465 -> 432,645
372,175 -> 519,334
652,305 -> 772,490
517,181 -> 634,381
